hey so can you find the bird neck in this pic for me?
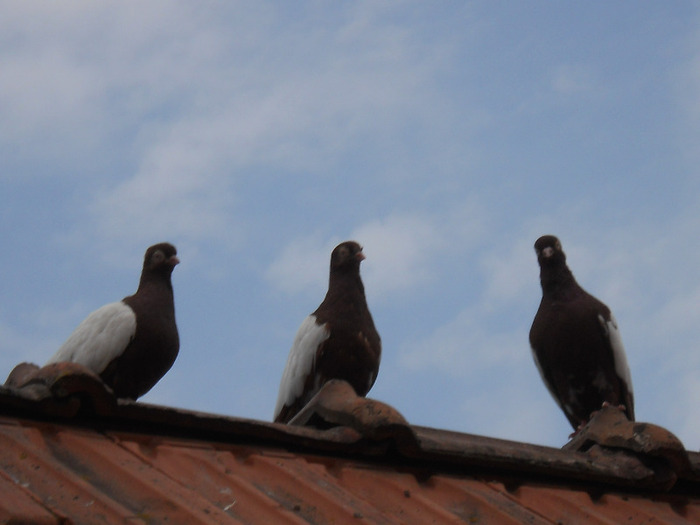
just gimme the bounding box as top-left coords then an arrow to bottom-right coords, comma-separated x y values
137,271 -> 175,296
325,271 -> 365,304
540,265 -> 577,296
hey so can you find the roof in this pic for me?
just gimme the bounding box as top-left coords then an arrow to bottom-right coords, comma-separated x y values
1,363 -> 699,524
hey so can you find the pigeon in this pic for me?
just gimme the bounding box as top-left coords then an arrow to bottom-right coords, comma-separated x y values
46,242 -> 180,400
529,235 -> 634,430
273,241 -> 381,423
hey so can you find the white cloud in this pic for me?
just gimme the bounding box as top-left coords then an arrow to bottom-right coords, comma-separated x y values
0,3 -> 218,168
0,1 -> 470,258
400,307 -> 527,376
266,199 -> 489,301
264,213 -> 443,302
351,213 -> 446,298
395,226 -> 543,378
265,234 -> 337,297
479,235 -> 537,310
87,121 -> 240,248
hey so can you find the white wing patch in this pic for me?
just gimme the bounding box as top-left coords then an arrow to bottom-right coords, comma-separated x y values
45,301 -> 137,375
273,315 -> 330,420
598,313 -> 633,395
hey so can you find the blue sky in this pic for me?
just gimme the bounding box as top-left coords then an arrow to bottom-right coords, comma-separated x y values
2,2 -> 699,450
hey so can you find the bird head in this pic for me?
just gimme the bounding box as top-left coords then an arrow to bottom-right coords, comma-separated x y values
330,241 -> 364,272
534,235 -> 565,265
144,243 -> 179,273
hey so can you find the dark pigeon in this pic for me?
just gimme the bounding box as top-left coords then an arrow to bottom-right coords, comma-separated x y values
529,235 -> 634,430
46,243 -> 180,400
274,241 -> 381,423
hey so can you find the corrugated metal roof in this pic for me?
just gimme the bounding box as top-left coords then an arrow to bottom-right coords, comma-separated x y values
1,364 -> 699,524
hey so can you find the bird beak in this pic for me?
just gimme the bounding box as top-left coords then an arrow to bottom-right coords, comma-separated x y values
356,251 -> 365,262
542,247 -> 554,258
169,256 -> 180,266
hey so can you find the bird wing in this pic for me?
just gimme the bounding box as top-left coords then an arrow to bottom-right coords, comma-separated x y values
45,301 -> 137,375
530,344 -> 564,410
273,315 -> 330,420
598,313 -> 634,406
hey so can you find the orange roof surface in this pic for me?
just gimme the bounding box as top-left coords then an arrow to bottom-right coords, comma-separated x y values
0,366 -> 699,524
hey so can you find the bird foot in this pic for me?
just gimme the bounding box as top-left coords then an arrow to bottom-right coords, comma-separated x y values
568,401 -> 627,438
287,380 -> 417,447
580,402 -> 626,433
600,400 -> 627,412
562,405 -> 691,490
